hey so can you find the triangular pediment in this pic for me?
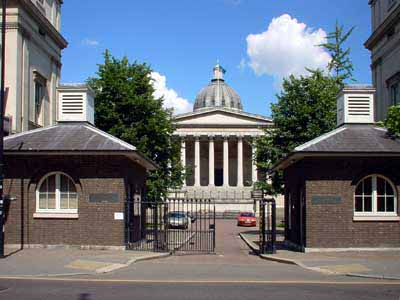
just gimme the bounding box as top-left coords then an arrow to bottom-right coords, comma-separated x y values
174,108 -> 272,127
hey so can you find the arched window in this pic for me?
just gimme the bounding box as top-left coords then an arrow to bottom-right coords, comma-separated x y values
354,175 -> 397,216
37,173 -> 78,213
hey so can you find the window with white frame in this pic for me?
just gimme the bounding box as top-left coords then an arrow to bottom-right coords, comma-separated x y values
354,175 -> 397,216
37,173 -> 78,213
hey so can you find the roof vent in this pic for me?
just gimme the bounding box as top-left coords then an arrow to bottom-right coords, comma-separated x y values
57,84 -> 95,125
337,85 -> 375,126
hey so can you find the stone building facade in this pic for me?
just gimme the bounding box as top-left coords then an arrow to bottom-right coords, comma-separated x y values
2,0 -> 67,134
365,0 -> 400,121
173,64 -> 274,213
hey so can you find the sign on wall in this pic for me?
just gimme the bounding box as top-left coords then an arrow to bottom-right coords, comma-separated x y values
311,196 -> 342,205
89,193 -> 119,203
114,212 -> 124,220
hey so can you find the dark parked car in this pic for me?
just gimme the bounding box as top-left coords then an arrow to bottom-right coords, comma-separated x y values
167,212 -> 189,229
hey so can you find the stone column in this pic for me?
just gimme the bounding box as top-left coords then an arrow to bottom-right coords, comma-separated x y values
237,136 -> 243,187
223,136 -> 229,187
252,141 -> 258,184
194,136 -> 201,187
181,138 -> 186,186
209,136 -> 215,187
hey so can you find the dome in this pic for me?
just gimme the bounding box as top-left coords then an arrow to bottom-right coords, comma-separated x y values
193,64 -> 243,111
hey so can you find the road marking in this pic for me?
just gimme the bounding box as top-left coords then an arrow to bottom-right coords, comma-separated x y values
65,260 -> 113,271
0,277 -> 399,285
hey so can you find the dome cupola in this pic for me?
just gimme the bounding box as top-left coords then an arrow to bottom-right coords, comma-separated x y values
193,63 -> 243,111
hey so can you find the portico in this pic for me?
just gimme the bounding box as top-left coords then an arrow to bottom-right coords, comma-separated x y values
180,134 -> 258,188
173,64 -> 272,211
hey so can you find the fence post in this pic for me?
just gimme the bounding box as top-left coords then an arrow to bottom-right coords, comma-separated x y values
260,200 -> 265,254
271,200 -> 276,254
153,201 -> 158,252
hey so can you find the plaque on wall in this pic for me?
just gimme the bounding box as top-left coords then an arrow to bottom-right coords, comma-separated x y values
311,196 -> 342,205
89,193 -> 120,203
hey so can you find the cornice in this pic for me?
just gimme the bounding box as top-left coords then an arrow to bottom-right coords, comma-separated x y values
18,0 -> 68,49
174,132 -> 265,138
175,123 -> 271,129
174,107 -> 272,123
365,3 -> 400,50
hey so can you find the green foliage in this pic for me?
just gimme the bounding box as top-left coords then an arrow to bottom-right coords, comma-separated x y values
255,21 -> 355,195
255,70 -> 340,194
319,21 -> 355,85
384,105 -> 400,138
88,50 -> 183,200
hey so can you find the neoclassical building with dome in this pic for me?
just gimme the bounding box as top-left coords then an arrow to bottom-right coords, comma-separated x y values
173,64 -> 273,212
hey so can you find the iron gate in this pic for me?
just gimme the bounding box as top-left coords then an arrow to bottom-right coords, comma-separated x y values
125,198 -> 215,253
259,197 -> 276,254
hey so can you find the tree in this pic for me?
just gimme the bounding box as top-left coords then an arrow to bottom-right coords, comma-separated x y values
88,50 -> 183,199
255,70 -> 340,194
319,21 -> 355,85
384,105 -> 400,138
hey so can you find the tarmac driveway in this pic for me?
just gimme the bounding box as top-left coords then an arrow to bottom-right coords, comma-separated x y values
214,219 -> 260,261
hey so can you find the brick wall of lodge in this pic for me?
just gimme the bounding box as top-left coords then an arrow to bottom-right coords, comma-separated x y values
3,155 -> 147,247
285,157 -> 400,249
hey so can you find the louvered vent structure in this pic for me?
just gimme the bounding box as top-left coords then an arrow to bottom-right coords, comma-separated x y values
57,84 -> 94,124
337,85 -> 375,126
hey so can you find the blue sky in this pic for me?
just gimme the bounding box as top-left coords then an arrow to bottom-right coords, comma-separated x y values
60,0 -> 371,117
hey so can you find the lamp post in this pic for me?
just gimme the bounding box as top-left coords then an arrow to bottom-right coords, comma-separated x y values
0,0 -> 6,259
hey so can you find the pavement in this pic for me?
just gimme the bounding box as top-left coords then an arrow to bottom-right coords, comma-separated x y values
240,230 -> 400,280
1,220 -> 400,299
0,247 -> 169,277
1,220 -> 400,300
1,219 -> 399,283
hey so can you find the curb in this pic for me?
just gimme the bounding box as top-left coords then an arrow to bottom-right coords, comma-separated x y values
239,233 -> 344,275
238,233 -> 259,255
239,233 -> 400,279
0,272 -> 90,278
346,273 -> 400,281
95,252 -> 171,274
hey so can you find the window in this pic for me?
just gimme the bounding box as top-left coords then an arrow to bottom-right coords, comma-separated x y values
354,175 -> 397,219
391,82 -> 400,105
34,80 -> 45,124
387,72 -> 400,106
36,173 -> 78,214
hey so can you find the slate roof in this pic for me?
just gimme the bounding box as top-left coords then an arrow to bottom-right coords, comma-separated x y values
4,122 -> 157,170
273,124 -> 400,171
294,125 -> 400,153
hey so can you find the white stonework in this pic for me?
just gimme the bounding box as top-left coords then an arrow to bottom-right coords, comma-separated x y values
2,0 -> 66,134
173,64 -> 276,214
365,0 -> 400,121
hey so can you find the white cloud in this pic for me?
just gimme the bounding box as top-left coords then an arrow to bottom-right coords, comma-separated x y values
246,14 -> 331,87
151,72 -> 192,115
81,38 -> 100,46
238,58 -> 246,71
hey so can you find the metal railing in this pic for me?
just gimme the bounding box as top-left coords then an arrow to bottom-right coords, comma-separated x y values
125,198 -> 215,254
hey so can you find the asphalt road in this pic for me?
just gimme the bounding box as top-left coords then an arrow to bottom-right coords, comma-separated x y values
1,220 -> 399,299
0,279 -> 400,300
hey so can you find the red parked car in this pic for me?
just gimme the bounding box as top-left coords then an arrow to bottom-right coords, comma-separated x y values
237,212 -> 257,227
